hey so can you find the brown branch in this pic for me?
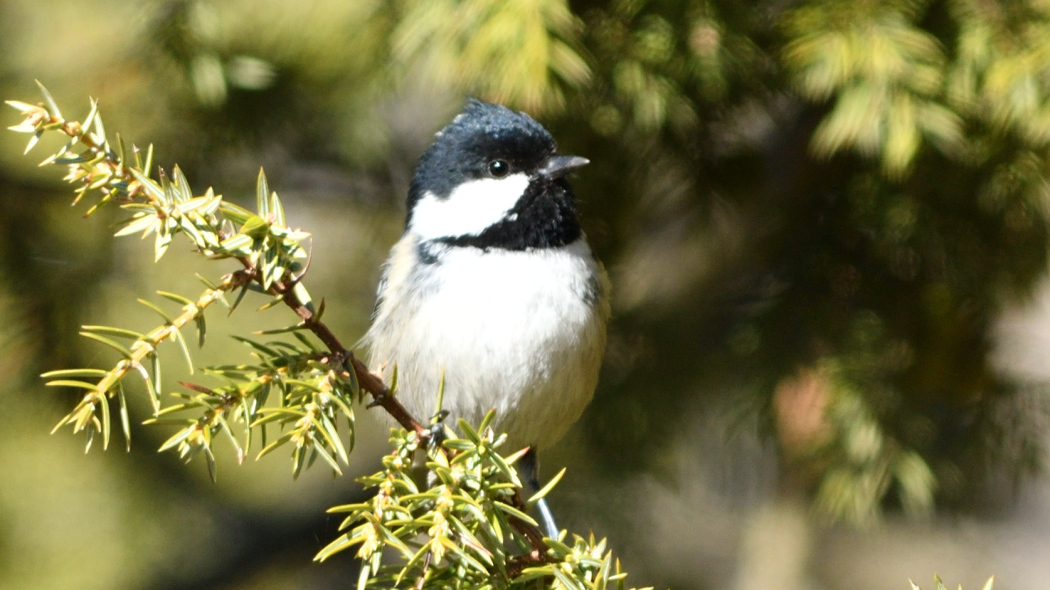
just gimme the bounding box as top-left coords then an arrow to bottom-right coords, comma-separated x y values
267,278 -> 428,440
509,488 -> 549,557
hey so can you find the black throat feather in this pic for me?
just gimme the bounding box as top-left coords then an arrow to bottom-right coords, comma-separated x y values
434,177 -> 582,251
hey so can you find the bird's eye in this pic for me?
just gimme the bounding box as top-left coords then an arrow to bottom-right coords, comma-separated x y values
487,159 -> 510,178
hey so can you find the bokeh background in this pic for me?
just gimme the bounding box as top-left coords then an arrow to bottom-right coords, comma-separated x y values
2,0 -> 1050,588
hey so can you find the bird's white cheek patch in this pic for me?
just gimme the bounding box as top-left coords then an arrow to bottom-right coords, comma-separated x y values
409,174 -> 529,240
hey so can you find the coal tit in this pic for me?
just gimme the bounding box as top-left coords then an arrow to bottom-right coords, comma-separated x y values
365,99 -> 610,535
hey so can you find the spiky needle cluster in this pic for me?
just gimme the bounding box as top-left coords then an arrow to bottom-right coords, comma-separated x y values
6,84 -> 645,589
8,82 -> 369,475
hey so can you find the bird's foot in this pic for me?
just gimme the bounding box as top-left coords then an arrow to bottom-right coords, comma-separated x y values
426,410 -> 450,449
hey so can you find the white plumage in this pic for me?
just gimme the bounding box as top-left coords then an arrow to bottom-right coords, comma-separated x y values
409,178 -> 530,240
366,233 -> 610,451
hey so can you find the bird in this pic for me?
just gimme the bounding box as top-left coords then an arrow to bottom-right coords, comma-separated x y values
365,99 -> 610,537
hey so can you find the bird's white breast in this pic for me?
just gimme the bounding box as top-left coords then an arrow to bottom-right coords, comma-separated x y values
366,234 -> 609,450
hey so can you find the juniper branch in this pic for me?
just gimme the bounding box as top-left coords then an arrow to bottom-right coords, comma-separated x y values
8,88 -> 427,440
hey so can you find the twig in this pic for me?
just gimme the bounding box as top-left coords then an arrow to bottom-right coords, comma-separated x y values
415,550 -> 432,590
267,277 -> 428,439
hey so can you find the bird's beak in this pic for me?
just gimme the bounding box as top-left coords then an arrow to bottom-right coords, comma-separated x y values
540,155 -> 589,179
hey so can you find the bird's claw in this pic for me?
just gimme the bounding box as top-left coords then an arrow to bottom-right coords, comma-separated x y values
365,392 -> 387,409
426,410 -> 450,448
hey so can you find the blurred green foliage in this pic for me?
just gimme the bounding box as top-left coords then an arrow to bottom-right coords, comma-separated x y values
3,0 -> 1050,588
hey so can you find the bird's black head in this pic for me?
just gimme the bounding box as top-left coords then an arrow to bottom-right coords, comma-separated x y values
406,99 -> 587,251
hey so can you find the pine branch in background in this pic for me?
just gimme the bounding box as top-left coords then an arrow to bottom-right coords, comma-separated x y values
6,85 -> 646,590
391,0 -> 589,112
781,1 -> 965,177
